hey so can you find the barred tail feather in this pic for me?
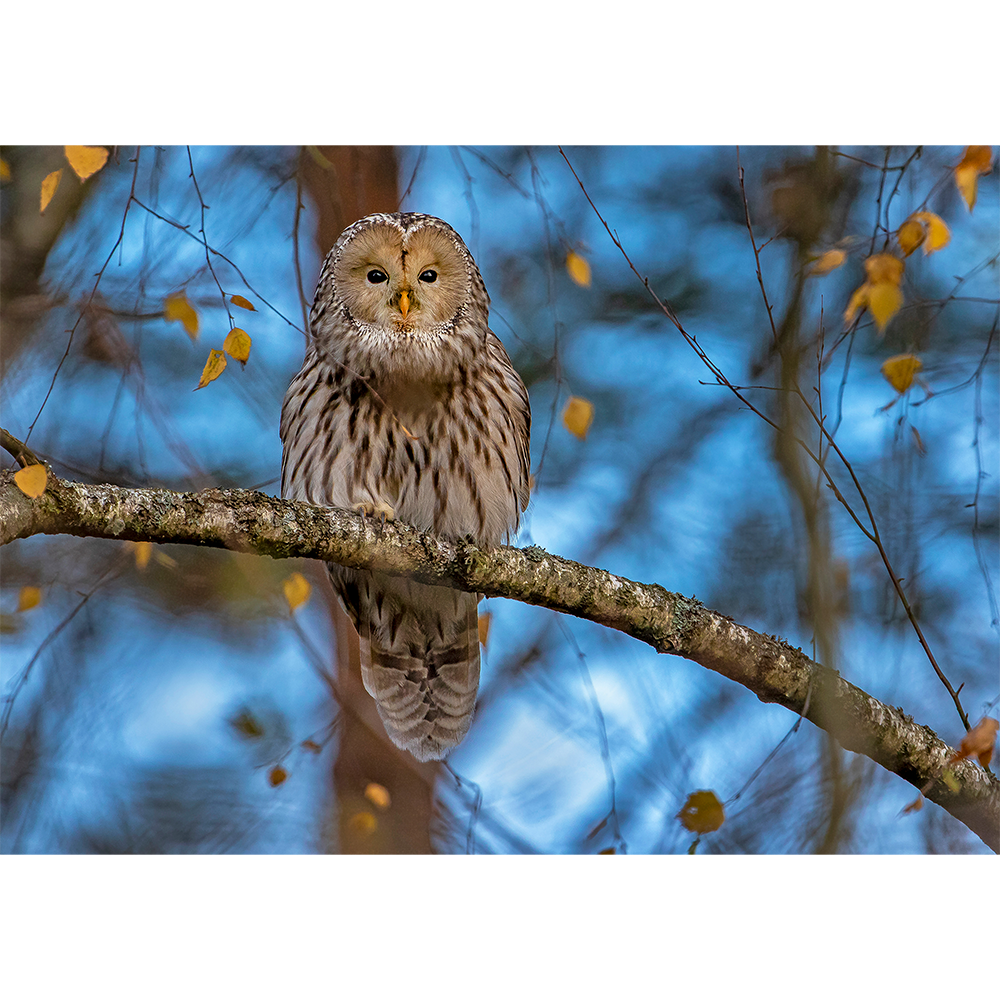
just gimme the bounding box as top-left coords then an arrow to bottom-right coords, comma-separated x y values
333,566 -> 481,761
360,633 -> 480,762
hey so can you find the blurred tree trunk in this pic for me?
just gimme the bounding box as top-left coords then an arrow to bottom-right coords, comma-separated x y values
0,146 -> 95,375
299,145 -> 438,854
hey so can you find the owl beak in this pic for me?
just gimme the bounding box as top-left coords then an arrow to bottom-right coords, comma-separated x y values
398,289 -> 411,320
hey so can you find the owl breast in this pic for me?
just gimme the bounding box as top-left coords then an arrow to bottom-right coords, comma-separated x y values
281,328 -> 529,545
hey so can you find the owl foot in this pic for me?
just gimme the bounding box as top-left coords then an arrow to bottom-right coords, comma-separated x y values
353,500 -> 396,524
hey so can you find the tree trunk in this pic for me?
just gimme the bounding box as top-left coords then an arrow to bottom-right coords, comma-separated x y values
298,145 -> 439,853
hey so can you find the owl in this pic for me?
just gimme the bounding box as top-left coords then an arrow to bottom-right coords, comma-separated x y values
280,213 -> 531,762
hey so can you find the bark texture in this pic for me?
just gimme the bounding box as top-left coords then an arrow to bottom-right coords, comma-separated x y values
2,469 -> 997,852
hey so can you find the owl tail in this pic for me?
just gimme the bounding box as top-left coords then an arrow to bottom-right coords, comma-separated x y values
333,568 -> 481,762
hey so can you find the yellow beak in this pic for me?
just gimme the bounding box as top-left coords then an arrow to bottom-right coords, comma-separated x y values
398,289 -> 410,319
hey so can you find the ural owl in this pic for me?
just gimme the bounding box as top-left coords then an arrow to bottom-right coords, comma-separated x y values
280,213 -> 531,762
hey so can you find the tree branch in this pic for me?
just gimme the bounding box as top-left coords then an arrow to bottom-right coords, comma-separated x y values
2,467 -> 997,852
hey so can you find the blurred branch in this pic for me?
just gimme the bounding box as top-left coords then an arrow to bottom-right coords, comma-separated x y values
2,465 -> 997,851
1,429 -> 41,469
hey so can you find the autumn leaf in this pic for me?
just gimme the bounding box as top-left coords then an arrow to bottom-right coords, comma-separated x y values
40,169 -> 62,214
954,145 -> 992,211
677,789 -> 725,834
896,219 -> 926,256
598,848 -> 616,855
809,249 -> 846,275
130,540 -> 153,570
222,327 -> 251,364
230,294 -> 256,311
901,794 -> 924,814
17,586 -> 42,612
478,611 -> 492,648
154,551 -> 178,568
843,284 -> 869,325
948,716 -> 998,769
195,349 -> 227,390
868,283 -> 904,333
364,782 -> 391,810
563,396 -> 594,440
911,212 -> 950,254
846,253 -> 905,333
230,710 -> 265,739
164,292 -> 199,340
283,571 -> 311,612
14,464 -> 48,498
566,250 -> 592,287
0,158 -> 11,182
268,765 -> 288,787
864,253 -> 904,286
64,145 -> 109,181
349,811 -> 377,836
881,354 -> 923,394
301,739 -> 322,754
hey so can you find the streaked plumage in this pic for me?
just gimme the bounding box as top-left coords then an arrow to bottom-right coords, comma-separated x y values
280,213 -> 530,761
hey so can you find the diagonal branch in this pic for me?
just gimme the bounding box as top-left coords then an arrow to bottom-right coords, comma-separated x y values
1,467 -> 997,852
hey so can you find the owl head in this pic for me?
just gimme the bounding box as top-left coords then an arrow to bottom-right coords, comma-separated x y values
317,212 -> 488,336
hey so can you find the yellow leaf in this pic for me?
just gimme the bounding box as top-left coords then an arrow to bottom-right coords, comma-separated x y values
809,249 -> 846,275
677,790 -> 725,834
868,283 -> 903,333
349,811 -> 377,835
843,284 -> 869,325
17,586 -> 42,612
954,166 -> 979,211
896,219 -> 926,257
268,765 -> 288,787
195,348 -> 227,390
64,145 -> 109,181
364,782 -> 391,810
864,253 -> 904,286
154,551 -> 178,568
881,354 -> 923,394
902,794 -> 924,814
0,158 -> 10,182
40,169 -> 62,214
911,211 -> 951,254
164,292 -> 199,340
566,251 -> 592,288
14,463 -> 48,498
563,396 -> 594,440
222,327 -> 251,364
131,540 -> 153,570
478,611 -> 492,648
955,145 -> 992,211
301,739 -> 322,753
283,571 -> 311,612
230,294 -> 256,311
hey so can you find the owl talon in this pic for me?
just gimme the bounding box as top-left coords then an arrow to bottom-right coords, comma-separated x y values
353,500 -> 396,523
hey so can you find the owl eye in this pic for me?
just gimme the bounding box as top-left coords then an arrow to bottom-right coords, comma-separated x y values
367,269 -> 388,284
418,269 -> 438,283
